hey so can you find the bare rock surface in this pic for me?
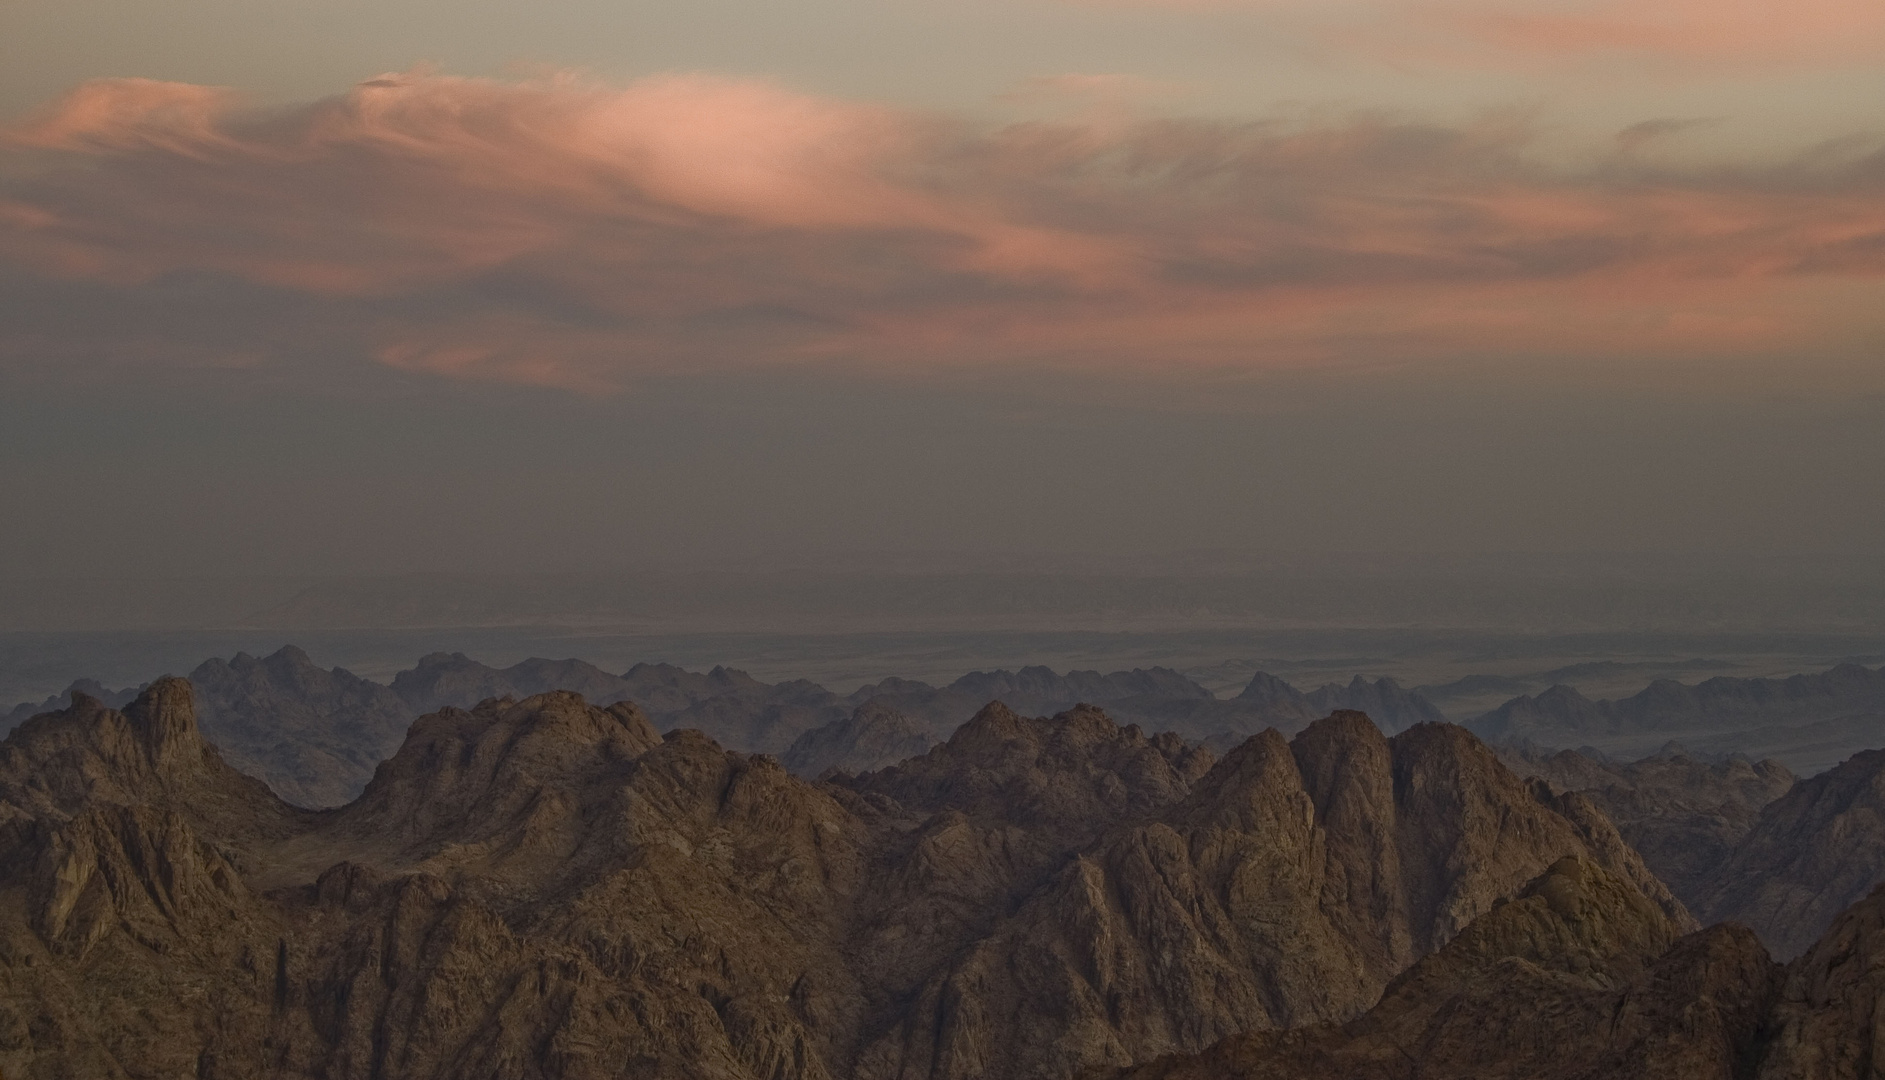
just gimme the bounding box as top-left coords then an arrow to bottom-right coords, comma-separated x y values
0,679 -> 139,736
1758,882 -> 1885,1079
834,710 -> 1686,1080
1111,856 -> 1779,1080
1694,748 -> 1885,960
1504,744 -> 1796,908
0,687 -> 1712,1080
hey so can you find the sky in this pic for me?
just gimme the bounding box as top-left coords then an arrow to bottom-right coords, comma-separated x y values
2,0 -> 1883,578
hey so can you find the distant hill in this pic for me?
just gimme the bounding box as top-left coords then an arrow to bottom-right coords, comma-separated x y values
1471,663 -> 1885,773
1,678 -> 140,734
0,648 -> 1454,808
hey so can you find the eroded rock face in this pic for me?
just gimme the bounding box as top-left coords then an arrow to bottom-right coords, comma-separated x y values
836,711 -> 1688,1080
0,691 -> 1698,1080
1758,882 -> 1885,1080
1503,745 -> 1795,913
1694,749 -> 1885,960
1114,857 -> 1780,1080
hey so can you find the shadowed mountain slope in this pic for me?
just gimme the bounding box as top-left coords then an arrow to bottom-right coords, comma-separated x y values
186,645 -> 415,809
1112,856 -> 1779,1080
1692,748 -> 1885,960
1503,744 -> 1796,909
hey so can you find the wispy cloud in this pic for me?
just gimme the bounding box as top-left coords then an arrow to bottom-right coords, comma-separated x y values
1075,0 -> 1885,69
3,72 -> 1883,391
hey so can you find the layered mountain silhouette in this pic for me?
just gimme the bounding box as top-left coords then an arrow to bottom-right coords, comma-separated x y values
1472,662 -> 1885,772
0,678 -> 139,731
781,701 -> 930,778
0,648 -> 1460,808
3,680 -> 1734,1080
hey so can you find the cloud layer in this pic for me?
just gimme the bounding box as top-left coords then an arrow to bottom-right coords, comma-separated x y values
4,72 -> 1884,391
1093,0 -> 1885,69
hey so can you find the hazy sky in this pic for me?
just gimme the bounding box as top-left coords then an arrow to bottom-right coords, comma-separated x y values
2,0 -> 1882,576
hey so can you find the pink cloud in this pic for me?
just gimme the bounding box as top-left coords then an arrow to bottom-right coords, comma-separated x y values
3,72 -> 1884,391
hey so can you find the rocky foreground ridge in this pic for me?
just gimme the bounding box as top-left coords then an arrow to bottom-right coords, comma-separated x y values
0,677 -> 1726,1080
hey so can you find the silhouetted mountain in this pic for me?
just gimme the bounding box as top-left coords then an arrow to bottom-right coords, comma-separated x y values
851,666 -> 1446,752
389,650 -> 646,712
1471,663 -> 1885,773
393,651 -> 847,753
781,701 -> 931,777
186,645 -> 414,809
847,664 -> 1217,739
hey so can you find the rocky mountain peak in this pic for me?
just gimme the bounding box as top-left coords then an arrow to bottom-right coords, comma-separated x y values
1234,671 -> 1304,705
1113,854 -> 1763,1080
850,701 -> 1212,836
119,676 -> 205,772
0,678 -> 214,818
343,691 -> 661,854
782,700 -> 931,778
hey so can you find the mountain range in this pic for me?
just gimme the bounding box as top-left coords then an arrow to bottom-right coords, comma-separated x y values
10,678 -> 1885,1077
0,682 -> 1684,1079
0,648 -> 1449,807
1471,663 -> 1885,773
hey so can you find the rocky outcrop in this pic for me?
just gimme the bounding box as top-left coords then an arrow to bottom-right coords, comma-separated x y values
837,711 -> 1687,1080
0,687 -> 1721,1080
1757,882 -> 1885,1079
1114,856 -> 1779,1080
0,679 -> 139,736
0,681 -> 872,1080
0,678 -> 296,840
782,702 -> 932,778
1505,744 -> 1796,909
1693,748 -> 1885,960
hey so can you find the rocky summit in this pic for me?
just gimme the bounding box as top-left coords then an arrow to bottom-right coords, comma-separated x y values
1,681 -> 1883,1079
